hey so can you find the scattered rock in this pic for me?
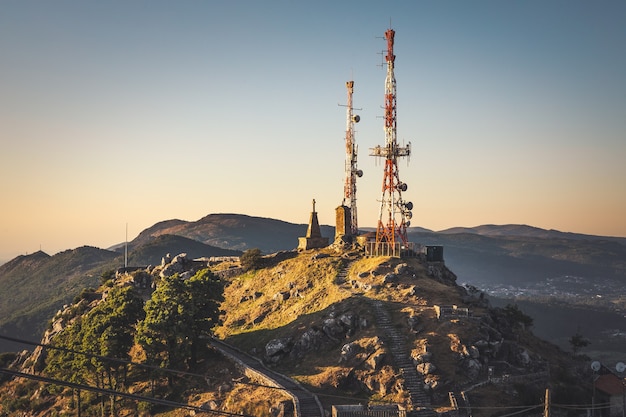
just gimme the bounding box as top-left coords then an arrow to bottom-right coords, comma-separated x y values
395,263 -> 410,275
382,273 -> 397,284
366,351 -> 386,370
273,291 -> 290,302
265,338 -> 292,357
340,342 -> 358,363
417,362 -> 437,375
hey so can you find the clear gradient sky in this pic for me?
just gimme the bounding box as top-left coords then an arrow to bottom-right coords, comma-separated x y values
1,1 -> 625,262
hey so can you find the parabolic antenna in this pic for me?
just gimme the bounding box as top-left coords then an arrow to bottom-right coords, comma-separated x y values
591,361 -> 601,372
616,362 -> 626,373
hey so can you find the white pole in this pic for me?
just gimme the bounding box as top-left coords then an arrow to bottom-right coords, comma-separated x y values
124,223 -> 128,269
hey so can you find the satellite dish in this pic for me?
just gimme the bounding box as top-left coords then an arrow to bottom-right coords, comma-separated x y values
352,115 -> 360,123
591,361 -> 601,372
616,362 -> 626,373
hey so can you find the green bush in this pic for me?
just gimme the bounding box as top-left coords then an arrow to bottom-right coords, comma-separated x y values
240,248 -> 262,271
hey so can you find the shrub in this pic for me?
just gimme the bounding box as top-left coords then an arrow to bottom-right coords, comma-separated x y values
240,248 -> 262,271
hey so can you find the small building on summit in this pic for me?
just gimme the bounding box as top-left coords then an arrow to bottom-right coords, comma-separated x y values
334,205 -> 352,241
297,199 -> 329,251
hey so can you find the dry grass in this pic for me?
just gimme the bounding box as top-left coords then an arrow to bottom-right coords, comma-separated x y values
214,252 -> 351,346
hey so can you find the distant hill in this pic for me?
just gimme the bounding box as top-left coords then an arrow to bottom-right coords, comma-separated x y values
0,246 -> 118,352
129,213 -> 335,253
408,228 -> 626,287
123,234 -> 242,266
439,223 -> 626,243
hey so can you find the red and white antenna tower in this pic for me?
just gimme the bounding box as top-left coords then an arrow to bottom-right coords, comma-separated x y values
343,80 -> 362,235
370,28 -> 413,250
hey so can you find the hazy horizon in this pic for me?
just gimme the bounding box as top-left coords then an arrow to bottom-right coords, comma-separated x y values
2,213 -> 625,264
1,1 -> 625,262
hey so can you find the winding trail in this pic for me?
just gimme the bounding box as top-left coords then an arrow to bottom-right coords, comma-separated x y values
208,337 -> 324,417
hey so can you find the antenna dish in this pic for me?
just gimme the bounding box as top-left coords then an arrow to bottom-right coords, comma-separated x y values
616,362 -> 626,373
352,115 -> 360,123
591,361 -> 601,372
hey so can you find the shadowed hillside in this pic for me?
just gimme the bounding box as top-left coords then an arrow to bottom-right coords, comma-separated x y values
0,246 -> 118,352
0,236 -> 244,353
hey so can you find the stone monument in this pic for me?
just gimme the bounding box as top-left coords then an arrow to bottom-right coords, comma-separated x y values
297,199 -> 329,250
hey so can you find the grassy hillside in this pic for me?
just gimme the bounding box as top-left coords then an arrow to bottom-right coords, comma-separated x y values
0,246 -> 594,416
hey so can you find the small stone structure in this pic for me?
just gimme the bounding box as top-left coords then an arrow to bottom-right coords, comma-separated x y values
298,199 -> 329,250
335,205 -> 352,240
434,304 -> 470,320
425,245 -> 444,262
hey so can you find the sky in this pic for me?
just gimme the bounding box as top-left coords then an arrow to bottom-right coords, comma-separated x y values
1,1 -> 625,262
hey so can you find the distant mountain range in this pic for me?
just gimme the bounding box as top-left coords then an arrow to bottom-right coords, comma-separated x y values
406,225 -> 626,287
1,213 -> 625,355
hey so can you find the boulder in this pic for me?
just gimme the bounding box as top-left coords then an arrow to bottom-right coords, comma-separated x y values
322,318 -> 345,341
338,312 -> 356,328
462,358 -> 482,380
273,291 -> 290,302
469,345 -> 480,359
366,351 -> 386,370
200,400 -> 220,410
294,327 -> 324,354
395,263 -> 410,275
417,362 -> 437,375
160,261 -> 183,278
382,273 -> 398,284
340,342 -> 358,363
407,315 -> 421,332
265,338 -> 291,357
412,351 -> 432,364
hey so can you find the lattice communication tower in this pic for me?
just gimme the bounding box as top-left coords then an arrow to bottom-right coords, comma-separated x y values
342,80 -> 362,236
370,28 -> 413,248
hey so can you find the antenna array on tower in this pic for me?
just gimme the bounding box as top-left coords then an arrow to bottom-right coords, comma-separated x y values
342,80 -> 362,236
369,28 -> 414,256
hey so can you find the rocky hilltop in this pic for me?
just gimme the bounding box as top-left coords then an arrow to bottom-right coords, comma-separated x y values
0,243 -> 593,416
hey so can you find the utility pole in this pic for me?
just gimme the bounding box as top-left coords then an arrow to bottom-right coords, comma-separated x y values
544,388 -> 550,417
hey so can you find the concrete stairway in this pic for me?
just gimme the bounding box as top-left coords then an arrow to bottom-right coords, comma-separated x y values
369,299 -> 436,416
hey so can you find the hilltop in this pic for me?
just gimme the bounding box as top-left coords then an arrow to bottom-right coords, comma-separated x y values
0,245 -> 594,416
1,214 -> 625,361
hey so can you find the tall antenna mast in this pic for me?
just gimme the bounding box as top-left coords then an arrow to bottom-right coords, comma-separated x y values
370,28 -> 413,251
343,80 -> 362,235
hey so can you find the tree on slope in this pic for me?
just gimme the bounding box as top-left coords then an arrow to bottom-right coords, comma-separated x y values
45,286 -> 145,415
135,269 -> 224,384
